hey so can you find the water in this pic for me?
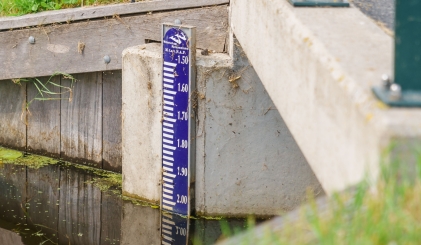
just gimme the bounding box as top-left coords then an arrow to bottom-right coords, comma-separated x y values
0,160 -> 254,245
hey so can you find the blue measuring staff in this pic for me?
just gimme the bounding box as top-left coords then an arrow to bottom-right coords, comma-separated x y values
161,23 -> 196,217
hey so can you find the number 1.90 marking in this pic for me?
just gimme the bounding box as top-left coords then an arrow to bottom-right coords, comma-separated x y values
177,167 -> 188,176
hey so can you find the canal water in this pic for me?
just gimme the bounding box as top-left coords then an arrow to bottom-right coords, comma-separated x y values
0,149 -> 256,245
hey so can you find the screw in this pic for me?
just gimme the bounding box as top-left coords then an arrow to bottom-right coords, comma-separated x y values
174,19 -> 182,25
104,55 -> 111,64
381,74 -> 392,89
389,83 -> 402,101
28,36 -> 35,44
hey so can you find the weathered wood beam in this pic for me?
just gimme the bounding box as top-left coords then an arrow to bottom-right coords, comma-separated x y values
0,0 -> 229,31
0,81 -> 26,150
0,5 -> 228,80
27,76 -> 61,157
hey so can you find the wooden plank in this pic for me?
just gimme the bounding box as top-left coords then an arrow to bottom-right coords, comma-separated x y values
0,5 -> 228,80
0,164 -> 27,224
0,0 -> 229,31
26,76 -> 61,157
61,72 -> 103,167
102,71 -> 122,172
58,166 -> 101,245
26,165 -> 60,243
100,192 -> 122,245
0,81 -> 26,151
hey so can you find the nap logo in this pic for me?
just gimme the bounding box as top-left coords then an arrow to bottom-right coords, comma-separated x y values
169,32 -> 187,45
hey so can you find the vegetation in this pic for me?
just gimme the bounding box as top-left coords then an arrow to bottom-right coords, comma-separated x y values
223,150 -> 421,245
12,72 -> 76,120
0,146 -> 122,192
0,0 -> 130,16
0,146 -> 59,169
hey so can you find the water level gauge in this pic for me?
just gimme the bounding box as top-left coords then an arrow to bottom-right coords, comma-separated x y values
161,23 -> 196,217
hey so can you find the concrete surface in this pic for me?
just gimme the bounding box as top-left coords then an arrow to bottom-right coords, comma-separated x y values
122,43 -> 323,216
122,44 -> 163,203
230,0 -> 421,195
195,42 -> 323,217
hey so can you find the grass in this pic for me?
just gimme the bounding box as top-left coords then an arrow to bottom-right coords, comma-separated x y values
223,149 -> 421,245
0,0 -> 130,16
12,72 -> 76,122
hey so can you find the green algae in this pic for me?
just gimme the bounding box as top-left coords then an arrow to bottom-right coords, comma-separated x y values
62,162 -> 122,192
0,147 -> 58,169
0,148 -> 23,160
0,147 -> 122,192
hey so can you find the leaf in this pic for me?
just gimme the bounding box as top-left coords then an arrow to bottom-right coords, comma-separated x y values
31,3 -> 38,11
32,82 -> 44,98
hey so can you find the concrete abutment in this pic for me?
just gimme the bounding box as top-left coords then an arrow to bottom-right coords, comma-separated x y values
121,42 -> 324,217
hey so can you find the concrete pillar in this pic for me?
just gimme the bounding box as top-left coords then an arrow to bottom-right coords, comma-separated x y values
122,43 -> 323,216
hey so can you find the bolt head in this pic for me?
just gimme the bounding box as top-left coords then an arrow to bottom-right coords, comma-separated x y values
389,83 -> 402,101
381,74 -> 391,88
174,19 -> 182,25
103,55 -> 111,64
28,36 -> 35,44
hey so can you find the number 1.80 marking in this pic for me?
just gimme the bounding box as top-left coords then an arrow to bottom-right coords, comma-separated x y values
177,139 -> 188,149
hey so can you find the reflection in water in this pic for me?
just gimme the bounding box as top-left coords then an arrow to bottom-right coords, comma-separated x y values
161,213 -> 189,245
0,161 -> 252,245
0,226 -> 24,245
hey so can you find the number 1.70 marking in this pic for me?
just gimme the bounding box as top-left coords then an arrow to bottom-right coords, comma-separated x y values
177,111 -> 188,120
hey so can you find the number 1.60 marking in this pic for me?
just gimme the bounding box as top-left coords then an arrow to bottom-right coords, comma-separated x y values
178,83 -> 189,92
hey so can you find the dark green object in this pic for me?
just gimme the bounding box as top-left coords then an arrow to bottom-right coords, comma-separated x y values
394,0 -> 421,91
372,0 -> 421,107
288,0 -> 349,7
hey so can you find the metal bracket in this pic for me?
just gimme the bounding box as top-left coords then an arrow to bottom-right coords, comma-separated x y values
288,0 -> 349,7
372,75 -> 421,107
372,0 -> 421,107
